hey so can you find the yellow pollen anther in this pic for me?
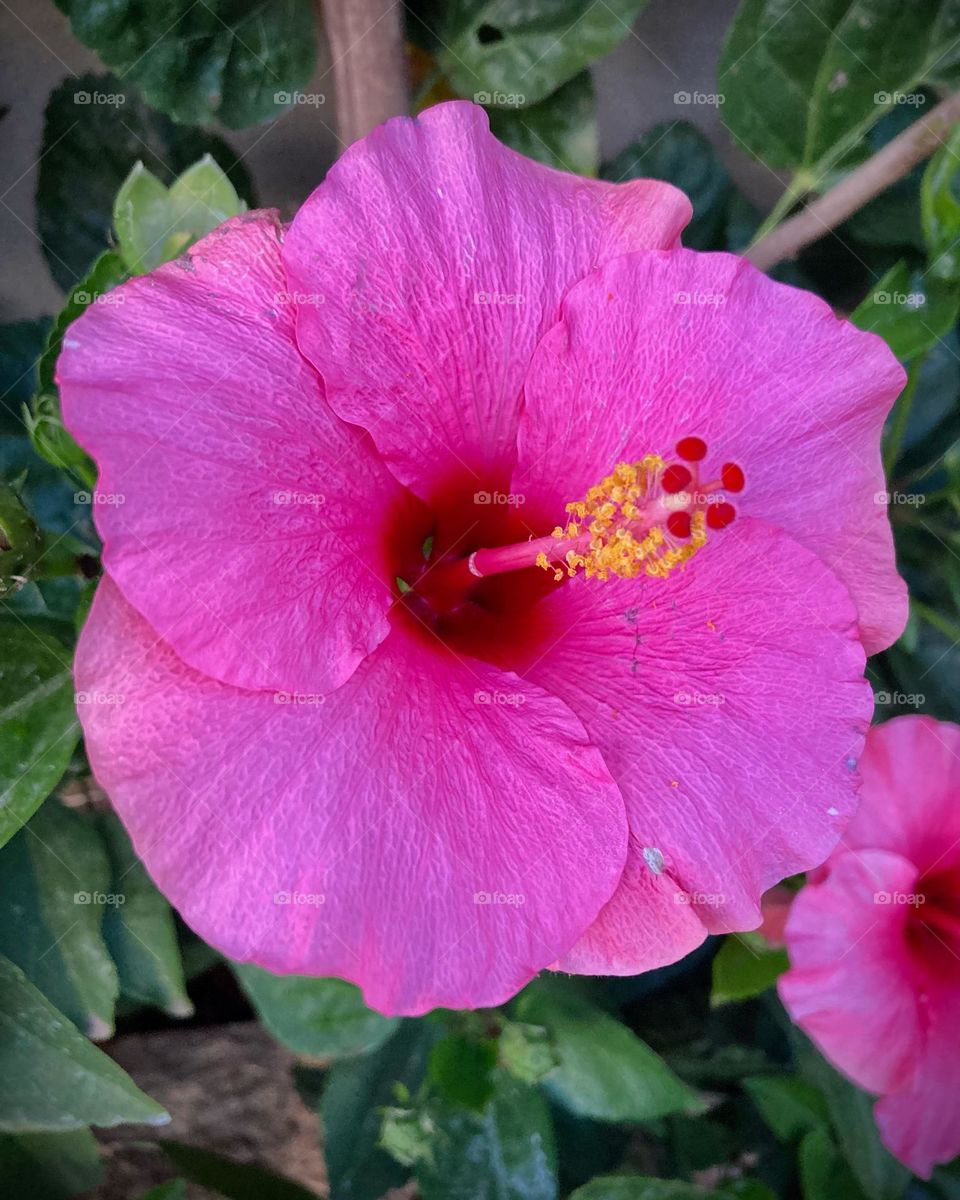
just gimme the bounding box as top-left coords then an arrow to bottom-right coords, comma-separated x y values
538,456 -> 709,582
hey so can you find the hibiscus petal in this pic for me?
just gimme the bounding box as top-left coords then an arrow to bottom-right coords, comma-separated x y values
778,848 -> 922,1097
514,518 -> 872,971
874,985 -> 960,1178
845,715 -> 960,874
513,249 -> 906,655
58,211 -> 421,695
282,101 -> 691,498
76,579 -> 628,1016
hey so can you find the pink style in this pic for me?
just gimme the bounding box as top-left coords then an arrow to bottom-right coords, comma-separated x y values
59,102 -> 904,1015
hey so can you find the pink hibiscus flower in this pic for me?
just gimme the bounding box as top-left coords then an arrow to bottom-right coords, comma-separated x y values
780,715 -> 960,1178
59,102 -> 905,1016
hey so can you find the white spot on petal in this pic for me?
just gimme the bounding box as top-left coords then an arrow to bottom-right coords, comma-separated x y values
643,846 -> 664,874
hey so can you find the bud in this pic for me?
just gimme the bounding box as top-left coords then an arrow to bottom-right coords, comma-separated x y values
379,1104 -> 435,1168
498,1020 -> 558,1084
25,393 -> 96,487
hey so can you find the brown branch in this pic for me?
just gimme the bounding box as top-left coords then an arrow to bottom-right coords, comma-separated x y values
746,91 -> 960,272
319,0 -> 409,149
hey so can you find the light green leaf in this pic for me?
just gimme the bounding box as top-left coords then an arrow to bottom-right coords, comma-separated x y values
0,953 -> 167,1131
417,1072 -> 557,1200
233,963 -> 395,1058
425,0 -> 650,108
718,0 -> 960,181
53,1 -> 315,128
114,155 -> 246,276
0,620 -> 80,849
852,261 -> 960,361
136,1183 -> 188,1200
98,812 -> 192,1019
922,123 -> 960,282
0,802 -> 118,1037
742,1074 -> 828,1142
488,71 -> 598,175
710,932 -> 788,1006
0,1127 -> 103,1199
160,1141 -> 320,1200
515,979 -> 701,1122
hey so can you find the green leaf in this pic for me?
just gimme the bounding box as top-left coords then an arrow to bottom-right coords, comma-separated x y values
710,933 -> 789,1006
742,1074 -> 828,1142
0,802 -> 118,1037
53,1 -> 315,128
603,121 -> 736,250
922,123 -> 960,282
137,1183 -> 188,1200
488,72 -> 598,175
428,1033 -> 498,1112
98,812 -> 193,1019
417,1072 -> 557,1200
851,261 -> 960,361
794,1030 -> 910,1200
233,964 -> 395,1058
798,1126 -> 869,1200
0,620 -> 80,849
114,155 -> 246,275
424,0 -> 650,108
514,979 -> 701,1122
159,1141 -> 320,1200
0,953 -> 167,1131
320,1020 -> 440,1200
0,1127 -> 103,1199
499,1020 -> 558,1085
36,72 -> 255,289
718,0 -> 960,179
570,1177 -> 723,1199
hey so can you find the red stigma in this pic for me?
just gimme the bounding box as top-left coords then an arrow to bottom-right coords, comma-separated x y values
661,464 -> 692,494
707,502 -> 736,530
721,462 -> 745,493
666,511 -> 692,540
675,436 -> 707,462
